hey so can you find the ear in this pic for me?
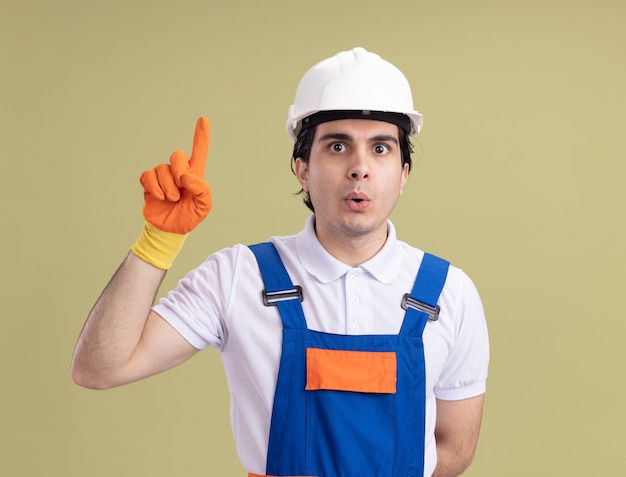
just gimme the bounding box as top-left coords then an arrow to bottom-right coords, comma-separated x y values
295,158 -> 309,191
399,163 -> 409,195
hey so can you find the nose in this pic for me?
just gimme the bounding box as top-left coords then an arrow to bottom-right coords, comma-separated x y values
348,149 -> 369,180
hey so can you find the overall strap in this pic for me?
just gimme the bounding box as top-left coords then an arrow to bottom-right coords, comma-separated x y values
248,242 -> 307,329
400,252 -> 450,336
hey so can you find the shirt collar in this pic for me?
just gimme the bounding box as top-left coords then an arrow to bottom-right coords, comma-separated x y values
295,215 -> 402,284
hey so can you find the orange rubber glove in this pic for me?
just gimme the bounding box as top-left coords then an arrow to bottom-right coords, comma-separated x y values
131,117 -> 212,269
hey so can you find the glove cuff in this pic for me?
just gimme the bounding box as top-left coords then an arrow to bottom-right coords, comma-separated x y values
131,221 -> 187,270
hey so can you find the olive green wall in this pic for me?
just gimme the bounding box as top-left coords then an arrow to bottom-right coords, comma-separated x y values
2,0 -> 625,475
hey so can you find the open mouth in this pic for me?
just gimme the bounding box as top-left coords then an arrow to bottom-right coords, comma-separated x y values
346,196 -> 369,210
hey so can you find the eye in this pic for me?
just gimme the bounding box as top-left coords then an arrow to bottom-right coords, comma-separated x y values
331,142 -> 346,153
374,144 -> 389,154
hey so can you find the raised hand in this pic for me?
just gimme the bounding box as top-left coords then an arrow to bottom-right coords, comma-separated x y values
139,117 -> 212,234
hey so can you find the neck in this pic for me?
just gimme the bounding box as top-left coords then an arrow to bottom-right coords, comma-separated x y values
313,219 -> 388,268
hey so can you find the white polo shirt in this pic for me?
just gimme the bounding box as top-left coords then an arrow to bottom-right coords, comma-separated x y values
154,216 -> 489,477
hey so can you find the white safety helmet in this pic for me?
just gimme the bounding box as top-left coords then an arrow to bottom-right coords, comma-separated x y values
286,47 -> 423,140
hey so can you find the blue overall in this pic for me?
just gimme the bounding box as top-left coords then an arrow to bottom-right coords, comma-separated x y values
249,243 -> 449,477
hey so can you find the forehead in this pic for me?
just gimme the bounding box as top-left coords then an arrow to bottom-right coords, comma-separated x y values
314,119 -> 400,141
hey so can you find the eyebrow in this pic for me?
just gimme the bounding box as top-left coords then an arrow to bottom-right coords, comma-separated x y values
317,132 -> 399,145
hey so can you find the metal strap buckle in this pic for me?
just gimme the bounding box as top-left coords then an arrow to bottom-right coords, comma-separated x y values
401,293 -> 440,321
262,286 -> 304,306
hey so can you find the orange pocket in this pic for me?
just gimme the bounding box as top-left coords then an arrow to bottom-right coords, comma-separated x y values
306,348 -> 397,394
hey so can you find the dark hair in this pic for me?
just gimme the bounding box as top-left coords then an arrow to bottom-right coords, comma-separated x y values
290,124 -> 414,212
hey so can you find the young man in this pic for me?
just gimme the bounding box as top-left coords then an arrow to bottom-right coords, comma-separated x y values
72,47 -> 489,477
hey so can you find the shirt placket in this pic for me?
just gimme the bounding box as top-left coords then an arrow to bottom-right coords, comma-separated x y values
346,269 -> 364,334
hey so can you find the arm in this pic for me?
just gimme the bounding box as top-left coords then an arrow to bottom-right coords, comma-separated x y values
71,117 -> 212,389
431,394 -> 485,477
71,253 -> 198,389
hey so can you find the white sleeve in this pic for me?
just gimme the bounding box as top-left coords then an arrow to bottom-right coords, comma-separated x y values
434,270 -> 490,401
153,245 -> 242,351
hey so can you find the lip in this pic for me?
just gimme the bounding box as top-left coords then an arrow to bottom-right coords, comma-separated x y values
344,192 -> 370,211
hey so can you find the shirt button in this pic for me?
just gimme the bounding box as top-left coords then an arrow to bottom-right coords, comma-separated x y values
351,296 -> 360,304
352,324 -> 360,332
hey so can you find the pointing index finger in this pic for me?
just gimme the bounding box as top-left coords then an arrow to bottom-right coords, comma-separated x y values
189,116 -> 210,176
